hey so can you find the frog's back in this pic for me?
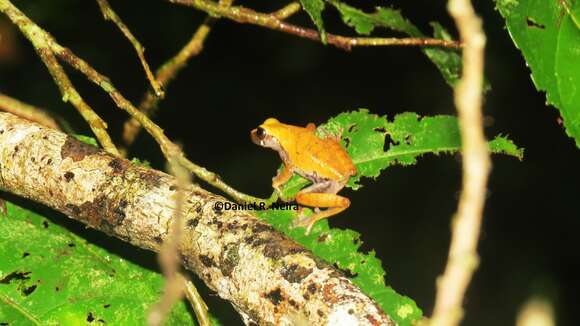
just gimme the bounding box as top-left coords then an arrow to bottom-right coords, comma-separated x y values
288,127 -> 356,181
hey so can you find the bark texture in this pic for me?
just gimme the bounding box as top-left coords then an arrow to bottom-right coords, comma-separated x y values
0,112 -> 393,325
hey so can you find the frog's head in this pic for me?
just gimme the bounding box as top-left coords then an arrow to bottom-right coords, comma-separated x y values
251,118 -> 284,150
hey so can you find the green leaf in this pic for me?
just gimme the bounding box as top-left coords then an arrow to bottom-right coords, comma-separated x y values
72,134 -> 99,147
299,0 -> 327,43
329,2 -> 420,36
496,0 -> 580,147
329,2 -> 462,87
130,157 -> 152,168
489,135 -> 525,159
424,23 -> 465,88
0,202 -> 210,325
256,209 -> 422,326
278,109 -> 522,198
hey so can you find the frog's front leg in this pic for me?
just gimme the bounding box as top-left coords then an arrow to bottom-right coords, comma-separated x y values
272,164 -> 293,191
294,181 -> 350,234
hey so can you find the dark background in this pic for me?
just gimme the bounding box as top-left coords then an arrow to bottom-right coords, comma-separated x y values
1,0 -> 578,325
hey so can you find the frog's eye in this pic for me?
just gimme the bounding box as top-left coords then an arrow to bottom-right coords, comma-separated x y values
256,127 -> 266,139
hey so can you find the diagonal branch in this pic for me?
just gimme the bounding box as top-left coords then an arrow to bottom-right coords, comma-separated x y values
430,0 -> 489,325
168,0 -> 463,51
95,0 -> 164,97
122,0 -> 235,150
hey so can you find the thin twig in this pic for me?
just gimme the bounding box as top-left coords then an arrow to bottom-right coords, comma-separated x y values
168,0 -> 462,51
0,92 -> 60,130
273,1 -> 301,20
55,41 -> 268,203
182,274 -> 211,326
0,0 -> 119,156
430,0 -> 489,325
122,0 -> 236,149
0,0 -> 271,205
95,0 -> 164,97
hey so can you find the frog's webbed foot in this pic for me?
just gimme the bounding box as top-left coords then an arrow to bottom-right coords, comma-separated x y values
273,186 -> 292,203
293,208 -> 321,235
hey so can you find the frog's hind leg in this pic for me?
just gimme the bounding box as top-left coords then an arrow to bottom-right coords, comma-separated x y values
294,191 -> 350,235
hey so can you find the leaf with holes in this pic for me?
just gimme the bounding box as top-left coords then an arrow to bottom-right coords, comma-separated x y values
0,202 -> 217,325
277,109 -> 523,200
496,0 -> 580,147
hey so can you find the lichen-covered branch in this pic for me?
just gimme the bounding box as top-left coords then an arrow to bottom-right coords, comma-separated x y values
168,0 -> 462,51
122,0 -> 235,149
430,0 -> 489,325
0,112 -> 393,325
0,0 -> 119,156
0,92 -> 60,130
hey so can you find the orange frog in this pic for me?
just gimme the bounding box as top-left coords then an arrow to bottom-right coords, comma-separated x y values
251,118 -> 357,234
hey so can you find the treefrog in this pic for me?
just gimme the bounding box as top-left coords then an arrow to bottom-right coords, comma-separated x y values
251,118 -> 357,234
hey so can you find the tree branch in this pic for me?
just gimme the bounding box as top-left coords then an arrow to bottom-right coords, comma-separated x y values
430,0 -> 489,325
0,112 -> 393,325
168,0 -> 462,51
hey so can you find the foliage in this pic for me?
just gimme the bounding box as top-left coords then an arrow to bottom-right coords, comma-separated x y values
0,202 -> 214,325
496,0 -> 580,148
73,134 -> 99,147
299,0 -> 327,43
278,109 -> 523,200
259,109 -> 522,326
298,0 -> 463,87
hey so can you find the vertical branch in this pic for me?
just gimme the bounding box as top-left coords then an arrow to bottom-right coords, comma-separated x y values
147,155 -> 189,326
430,0 -> 489,325
95,0 -> 164,97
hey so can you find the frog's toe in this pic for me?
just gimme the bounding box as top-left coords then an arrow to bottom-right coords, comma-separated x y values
292,212 -> 317,235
